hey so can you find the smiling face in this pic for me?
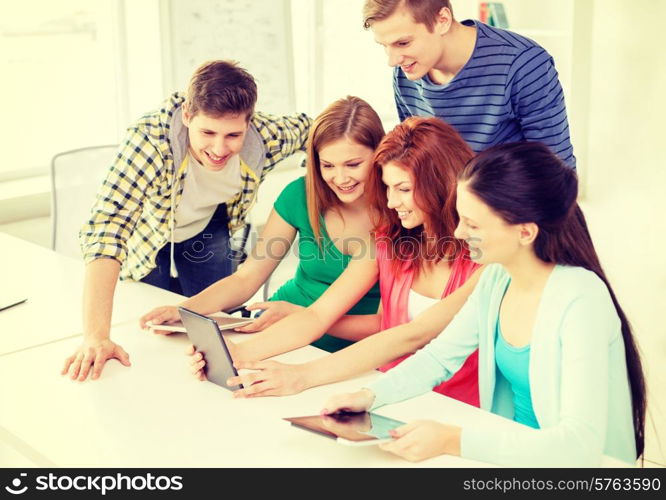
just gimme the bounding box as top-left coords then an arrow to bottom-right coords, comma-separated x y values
182,110 -> 249,171
370,5 -> 450,80
381,161 -> 426,230
318,137 -> 374,205
454,181 -> 528,264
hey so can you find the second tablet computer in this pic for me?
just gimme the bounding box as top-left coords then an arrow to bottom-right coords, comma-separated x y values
178,307 -> 243,391
285,412 -> 404,446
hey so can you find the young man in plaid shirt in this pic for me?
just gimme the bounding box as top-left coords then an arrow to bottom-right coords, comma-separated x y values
62,60 -> 312,381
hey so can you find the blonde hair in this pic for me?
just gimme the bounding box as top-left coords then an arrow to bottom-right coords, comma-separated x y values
362,0 -> 453,30
305,96 -> 385,243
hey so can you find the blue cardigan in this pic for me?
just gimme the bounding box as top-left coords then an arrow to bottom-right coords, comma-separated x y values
368,264 -> 636,466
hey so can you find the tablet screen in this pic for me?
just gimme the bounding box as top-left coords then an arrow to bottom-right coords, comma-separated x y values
285,412 -> 404,443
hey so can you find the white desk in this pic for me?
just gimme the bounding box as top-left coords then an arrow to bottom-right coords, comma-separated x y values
0,321 -> 630,468
0,232 -> 184,356
0,233 -> 631,468
0,321 -> 500,468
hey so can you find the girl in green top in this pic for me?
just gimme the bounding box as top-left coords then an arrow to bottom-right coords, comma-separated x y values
141,96 -> 384,353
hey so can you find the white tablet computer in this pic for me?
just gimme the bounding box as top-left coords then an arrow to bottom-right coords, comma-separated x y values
178,307 -> 243,391
284,412 -> 404,446
146,314 -> 252,334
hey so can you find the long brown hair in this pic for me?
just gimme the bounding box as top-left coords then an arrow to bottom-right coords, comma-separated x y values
306,96 -> 385,243
367,116 -> 474,274
460,141 -> 646,458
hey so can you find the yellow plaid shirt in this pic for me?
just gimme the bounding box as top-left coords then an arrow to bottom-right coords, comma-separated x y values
80,92 -> 311,281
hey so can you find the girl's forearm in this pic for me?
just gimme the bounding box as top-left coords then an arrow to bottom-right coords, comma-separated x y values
326,314 -> 382,340
300,319 -> 437,389
234,307 -> 328,362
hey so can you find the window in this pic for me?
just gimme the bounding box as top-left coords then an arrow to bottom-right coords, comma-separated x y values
1,0 -> 121,180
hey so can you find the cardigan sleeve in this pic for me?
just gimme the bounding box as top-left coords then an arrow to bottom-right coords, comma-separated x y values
461,277 -> 620,466
366,270 -> 483,409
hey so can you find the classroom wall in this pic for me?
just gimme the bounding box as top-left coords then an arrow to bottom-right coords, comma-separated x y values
581,0 -> 666,464
585,0 -> 666,198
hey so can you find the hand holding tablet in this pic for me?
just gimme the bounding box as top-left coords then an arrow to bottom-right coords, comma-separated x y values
284,412 -> 404,446
178,307 -> 243,391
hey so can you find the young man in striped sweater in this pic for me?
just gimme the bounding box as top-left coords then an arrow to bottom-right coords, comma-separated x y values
363,0 -> 575,167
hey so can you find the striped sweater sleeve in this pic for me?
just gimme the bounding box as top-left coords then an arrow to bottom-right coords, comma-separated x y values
507,46 -> 576,168
393,69 -> 410,122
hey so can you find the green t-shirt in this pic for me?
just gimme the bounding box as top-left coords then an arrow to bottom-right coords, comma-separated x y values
271,176 -> 380,352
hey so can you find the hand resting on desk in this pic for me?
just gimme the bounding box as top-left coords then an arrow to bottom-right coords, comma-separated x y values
61,338 -> 131,381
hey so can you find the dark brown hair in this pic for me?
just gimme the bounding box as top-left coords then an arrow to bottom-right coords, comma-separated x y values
363,0 -> 453,30
184,60 -> 257,120
460,141 -> 646,459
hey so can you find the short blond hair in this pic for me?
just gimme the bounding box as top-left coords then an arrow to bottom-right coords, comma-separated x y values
362,0 -> 453,31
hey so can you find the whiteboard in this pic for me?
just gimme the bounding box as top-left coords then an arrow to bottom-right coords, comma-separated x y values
161,0 -> 295,115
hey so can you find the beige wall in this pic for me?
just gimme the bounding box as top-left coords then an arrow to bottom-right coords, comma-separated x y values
586,0 -> 666,198
582,0 -> 666,464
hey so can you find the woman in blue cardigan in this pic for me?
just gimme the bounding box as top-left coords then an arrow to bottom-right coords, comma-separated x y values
323,142 -> 646,467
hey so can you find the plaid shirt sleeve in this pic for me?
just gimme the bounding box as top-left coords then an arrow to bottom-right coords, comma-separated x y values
79,127 -> 164,264
251,111 -> 312,181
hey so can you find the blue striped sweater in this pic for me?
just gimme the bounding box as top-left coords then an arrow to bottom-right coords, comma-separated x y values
394,20 -> 575,168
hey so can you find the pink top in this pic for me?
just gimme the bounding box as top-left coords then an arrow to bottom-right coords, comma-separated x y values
375,237 -> 481,407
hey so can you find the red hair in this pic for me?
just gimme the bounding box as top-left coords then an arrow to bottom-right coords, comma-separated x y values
367,116 -> 474,274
